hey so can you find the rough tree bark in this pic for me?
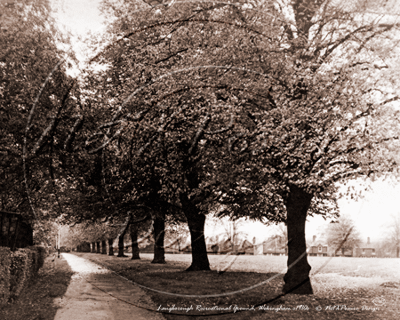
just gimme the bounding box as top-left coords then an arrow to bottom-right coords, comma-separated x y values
180,193 -> 210,271
101,240 -> 107,254
130,224 -> 140,260
177,123 -> 211,271
152,210 -> 166,264
108,238 -> 114,255
117,213 -> 131,257
117,233 -> 127,257
96,241 -> 101,253
283,185 -> 313,294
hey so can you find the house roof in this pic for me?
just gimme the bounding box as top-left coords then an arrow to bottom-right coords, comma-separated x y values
357,242 -> 375,249
307,236 -> 328,247
263,238 -> 286,250
309,242 -> 328,248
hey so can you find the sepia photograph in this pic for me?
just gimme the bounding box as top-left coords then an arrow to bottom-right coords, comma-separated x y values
1,0 -> 400,319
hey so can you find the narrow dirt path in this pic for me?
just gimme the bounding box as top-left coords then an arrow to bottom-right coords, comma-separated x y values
54,253 -> 165,320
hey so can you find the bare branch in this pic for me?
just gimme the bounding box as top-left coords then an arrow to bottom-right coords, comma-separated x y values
155,48 -> 188,64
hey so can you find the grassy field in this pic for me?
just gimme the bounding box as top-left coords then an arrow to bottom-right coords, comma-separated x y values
76,252 -> 400,320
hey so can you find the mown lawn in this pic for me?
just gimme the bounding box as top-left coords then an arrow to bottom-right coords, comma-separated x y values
76,252 -> 400,320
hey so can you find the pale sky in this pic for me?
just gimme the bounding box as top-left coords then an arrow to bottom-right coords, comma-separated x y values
51,0 -> 105,75
52,0 -> 104,35
205,179 -> 400,244
51,1 -> 400,244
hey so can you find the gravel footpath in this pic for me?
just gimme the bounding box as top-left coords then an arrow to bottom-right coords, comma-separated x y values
54,253 -> 165,320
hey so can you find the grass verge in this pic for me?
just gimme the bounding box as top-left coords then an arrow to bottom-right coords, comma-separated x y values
75,253 -> 400,320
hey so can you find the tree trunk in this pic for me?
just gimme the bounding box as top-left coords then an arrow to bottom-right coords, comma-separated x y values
101,240 -> 107,254
96,241 -> 101,253
130,224 -> 140,260
152,211 -> 166,264
108,238 -> 114,256
117,212 -> 131,257
283,185 -> 313,294
91,242 -> 96,253
181,194 -> 210,271
117,233 -> 127,257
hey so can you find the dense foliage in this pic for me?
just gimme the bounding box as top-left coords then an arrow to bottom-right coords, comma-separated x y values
0,0 -> 77,221
2,0 -> 400,295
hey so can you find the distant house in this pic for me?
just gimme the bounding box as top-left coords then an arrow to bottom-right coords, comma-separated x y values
334,247 -> 354,257
238,239 -> 254,254
377,242 -> 399,258
308,235 -> 328,257
263,236 -> 287,256
205,236 -> 254,255
354,237 -> 376,258
216,238 -> 235,254
164,236 -> 191,253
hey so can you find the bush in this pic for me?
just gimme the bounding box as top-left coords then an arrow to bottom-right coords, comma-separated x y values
0,247 -> 11,306
9,246 -> 48,301
0,246 -> 48,304
35,246 -> 47,270
10,249 -> 33,300
27,246 -> 47,273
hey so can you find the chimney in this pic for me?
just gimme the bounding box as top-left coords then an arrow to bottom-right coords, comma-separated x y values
313,235 -> 316,242
367,237 -> 370,244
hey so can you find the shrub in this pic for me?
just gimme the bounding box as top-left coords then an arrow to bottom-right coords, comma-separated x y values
35,246 -> 47,270
0,246 -> 48,303
10,249 -> 33,300
9,246 -> 48,300
0,247 -> 11,306
27,245 -> 47,273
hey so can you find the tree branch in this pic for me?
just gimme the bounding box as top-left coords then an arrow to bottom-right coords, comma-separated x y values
155,48 -> 188,64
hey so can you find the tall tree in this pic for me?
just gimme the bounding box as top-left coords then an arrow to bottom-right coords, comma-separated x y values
203,0 -> 400,294
84,0 -> 400,292
325,216 -> 362,254
0,0 -> 75,219
87,0 -> 279,271
385,213 -> 400,258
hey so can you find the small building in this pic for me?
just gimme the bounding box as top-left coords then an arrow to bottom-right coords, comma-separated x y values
262,236 -> 287,256
335,247 -> 354,257
206,236 -> 254,255
217,238 -> 234,254
354,237 -> 376,258
377,242 -> 399,258
238,239 -> 254,255
308,235 -> 328,257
